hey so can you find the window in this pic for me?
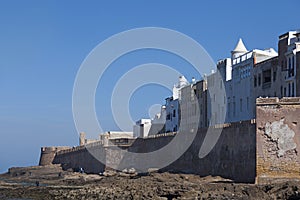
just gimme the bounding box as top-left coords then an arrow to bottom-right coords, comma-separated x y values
191,89 -> 195,101
292,82 -> 295,97
228,102 -> 231,117
240,98 -> 243,112
254,75 -> 257,87
233,96 -> 236,117
293,56 -> 295,68
288,56 -> 295,77
166,113 -> 171,120
273,71 -> 276,82
284,87 -> 287,97
233,102 -> 236,117
173,109 -> 176,117
247,97 -> 249,111
258,74 -> 261,86
262,69 -> 271,84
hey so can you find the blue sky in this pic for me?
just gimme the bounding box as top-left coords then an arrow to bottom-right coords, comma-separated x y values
0,0 -> 299,173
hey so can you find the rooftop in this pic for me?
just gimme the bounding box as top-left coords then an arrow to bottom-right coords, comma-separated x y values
232,38 -> 248,53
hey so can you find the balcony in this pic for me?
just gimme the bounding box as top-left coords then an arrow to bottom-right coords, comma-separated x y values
262,82 -> 271,89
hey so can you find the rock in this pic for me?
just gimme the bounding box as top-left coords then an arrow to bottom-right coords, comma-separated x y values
128,168 -> 136,174
148,168 -> 159,173
103,170 -> 117,177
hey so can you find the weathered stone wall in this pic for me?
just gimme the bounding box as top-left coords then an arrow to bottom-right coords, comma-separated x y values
161,121 -> 256,183
256,97 -> 300,183
39,146 -> 70,166
52,145 -> 106,173
43,97 -> 300,183
50,122 -> 256,183
109,122 -> 256,183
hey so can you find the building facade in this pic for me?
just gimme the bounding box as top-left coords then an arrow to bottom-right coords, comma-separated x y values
280,31 -> 300,97
225,39 -> 277,122
253,30 -> 300,101
133,30 -> 300,137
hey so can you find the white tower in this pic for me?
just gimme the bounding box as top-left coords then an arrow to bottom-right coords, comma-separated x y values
231,38 -> 248,60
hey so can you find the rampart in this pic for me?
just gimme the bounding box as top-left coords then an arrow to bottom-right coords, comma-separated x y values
160,121 -> 256,183
39,146 -> 70,166
42,97 -> 300,183
49,121 -> 256,183
52,141 -> 106,173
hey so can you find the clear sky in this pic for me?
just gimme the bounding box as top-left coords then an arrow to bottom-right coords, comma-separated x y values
0,0 -> 299,173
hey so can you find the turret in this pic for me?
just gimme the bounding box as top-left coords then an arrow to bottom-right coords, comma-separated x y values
79,132 -> 86,146
231,38 -> 248,60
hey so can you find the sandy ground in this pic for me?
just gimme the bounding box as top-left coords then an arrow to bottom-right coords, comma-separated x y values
0,165 -> 300,199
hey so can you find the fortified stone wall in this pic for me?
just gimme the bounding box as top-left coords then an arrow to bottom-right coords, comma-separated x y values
50,122 -> 256,183
109,122 -> 256,183
52,142 -> 106,174
41,97 -> 300,184
161,121 -> 256,183
39,146 -> 70,166
256,97 -> 300,183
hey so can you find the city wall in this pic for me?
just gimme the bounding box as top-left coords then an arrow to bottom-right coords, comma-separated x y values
256,97 -> 300,183
39,146 -> 70,166
160,121 -> 256,183
52,142 -> 106,174
45,122 -> 256,183
40,97 -> 300,183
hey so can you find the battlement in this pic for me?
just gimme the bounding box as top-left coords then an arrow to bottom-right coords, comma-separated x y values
256,97 -> 300,105
56,141 -> 104,155
39,146 -> 70,166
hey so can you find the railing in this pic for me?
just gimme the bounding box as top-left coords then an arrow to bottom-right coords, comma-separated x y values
262,82 -> 271,89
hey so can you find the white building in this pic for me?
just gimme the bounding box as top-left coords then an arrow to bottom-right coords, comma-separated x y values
225,38 -> 278,122
282,31 -> 300,97
206,70 -> 227,126
150,105 -> 166,135
165,97 -> 179,132
165,76 -> 189,132
133,119 -> 152,138
133,106 -> 166,138
133,35 -> 288,135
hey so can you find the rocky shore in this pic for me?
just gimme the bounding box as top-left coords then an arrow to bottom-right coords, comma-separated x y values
0,165 -> 299,199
